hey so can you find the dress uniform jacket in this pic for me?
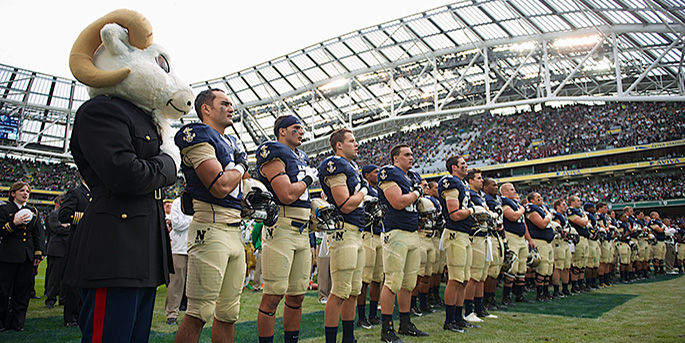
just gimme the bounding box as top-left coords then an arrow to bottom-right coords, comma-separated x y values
46,209 -> 70,258
0,202 -> 44,264
58,184 -> 91,250
63,95 -> 177,289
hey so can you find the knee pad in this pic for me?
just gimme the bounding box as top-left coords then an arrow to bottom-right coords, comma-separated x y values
535,273 -> 545,284
570,266 -> 581,275
215,300 -> 240,323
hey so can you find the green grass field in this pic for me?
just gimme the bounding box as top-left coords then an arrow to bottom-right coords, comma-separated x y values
4,261 -> 684,342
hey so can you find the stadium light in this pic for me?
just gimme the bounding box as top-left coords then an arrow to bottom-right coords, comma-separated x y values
553,34 -> 601,48
318,78 -> 349,91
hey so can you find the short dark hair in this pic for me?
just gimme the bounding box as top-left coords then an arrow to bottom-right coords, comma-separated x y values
390,144 -> 410,164
483,177 -> 497,187
329,128 -> 353,152
553,199 -> 565,211
445,155 -> 463,174
194,88 -> 224,122
527,192 -> 539,202
9,181 -> 30,202
428,181 -> 438,189
597,202 -> 607,210
464,168 -> 481,182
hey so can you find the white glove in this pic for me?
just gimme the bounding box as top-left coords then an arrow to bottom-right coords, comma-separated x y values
472,206 -> 488,215
302,166 -> 318,187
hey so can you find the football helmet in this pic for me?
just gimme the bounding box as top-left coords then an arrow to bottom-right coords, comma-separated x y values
527,247 -> 541,268
241,179 -> 279,227
501,242 -> 518,276
363,195 -> 386,230
417,197 -> 438,230
310,197 -> 343,232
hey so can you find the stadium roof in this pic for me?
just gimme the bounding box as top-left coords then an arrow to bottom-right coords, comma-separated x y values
2,0 -> 685,158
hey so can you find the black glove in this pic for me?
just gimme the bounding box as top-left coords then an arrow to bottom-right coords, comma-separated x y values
234,149 -> 249,175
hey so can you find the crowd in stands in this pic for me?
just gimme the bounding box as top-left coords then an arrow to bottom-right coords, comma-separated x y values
0,156 -> 80,190
311,102 -> 684,171
518,172 -> 685,204
465,102 -> 685,164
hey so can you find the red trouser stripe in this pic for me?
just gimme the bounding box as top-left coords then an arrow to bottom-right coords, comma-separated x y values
93,288 -> 107,343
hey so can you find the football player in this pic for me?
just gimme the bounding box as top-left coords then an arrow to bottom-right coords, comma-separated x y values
464,170 -> 497,320
318,128 -> 368,343
617,212 -> 634,283
482,177 -> 506,310
256,115 -> 318,343
438,155 -> 480,333
584,203 -> 600,290
411,179 -> 436,316
551,199 -> 572,297
524,193 -> 554,302
357,164 -> 383,329
635,211 -> 651,278
500,183 -> 533,304
648,211 -> 667,275
596,202 -> 611,287
567,196 -> 590,293
174,89 -> 247,343
377,144 -> 429,342
426,181 -> 446,309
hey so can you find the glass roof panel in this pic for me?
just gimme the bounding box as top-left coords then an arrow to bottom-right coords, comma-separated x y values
423,34 -> 457,50
430,11 -> 462,31
603,10 -> 642,24
529,15 -> 572,33
474,23 -> 510,40
510,0 -> 554,16
459,6 -> 492,26
546,0 -> 580,12
340,55 -> 367,71
407,19 -> 441,36
481,1 -> 516,21
585,0 -> 622,10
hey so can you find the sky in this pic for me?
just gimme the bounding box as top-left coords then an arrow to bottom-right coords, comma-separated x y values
0,0 -> 452,84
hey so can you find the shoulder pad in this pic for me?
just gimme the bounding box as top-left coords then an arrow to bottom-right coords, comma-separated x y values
256,141 -> 290,164
320,156 -> 349,176
378,166 -> 399,182
175,123 -> 212,149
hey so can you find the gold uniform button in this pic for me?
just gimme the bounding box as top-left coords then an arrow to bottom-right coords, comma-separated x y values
22,239 -> 26,242
145,135 -> 151,141
121,213 -> 128,219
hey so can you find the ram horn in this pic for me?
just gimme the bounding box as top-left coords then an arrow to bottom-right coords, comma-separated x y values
69,9 -> 154,88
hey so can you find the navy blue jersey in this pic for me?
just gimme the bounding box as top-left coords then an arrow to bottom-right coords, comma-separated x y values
175,123 -> 242,210
256,141 -> 311,210
628,216 -> 640,239
319,156 -> 365,229
367,186 -> 383,235
377,166 -> 420,232
597,213 -> 609,229
650,219 -> 665,241
567,207 -> 589,237
469,189 -> 488,237
437,175 -> 472,234
619,221 -> 631,243
526,204 -> 553,242
502,197 -> 526,237
426,195 -> 441,213
553,212 -> 568,229
587,212 -> 598,240
484,194 -> 502,215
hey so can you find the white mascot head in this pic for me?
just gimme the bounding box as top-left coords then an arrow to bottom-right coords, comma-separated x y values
69,9 -> 193,167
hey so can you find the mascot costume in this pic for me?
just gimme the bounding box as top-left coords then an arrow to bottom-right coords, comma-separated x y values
63,9 -> 193,342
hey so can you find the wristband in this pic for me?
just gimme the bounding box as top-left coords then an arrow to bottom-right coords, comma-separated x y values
231,164 -> 246,176
360,187 -> 368,196
303,175 -> 313,187
412,190 -> 421,199
468,208 -> 475,216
